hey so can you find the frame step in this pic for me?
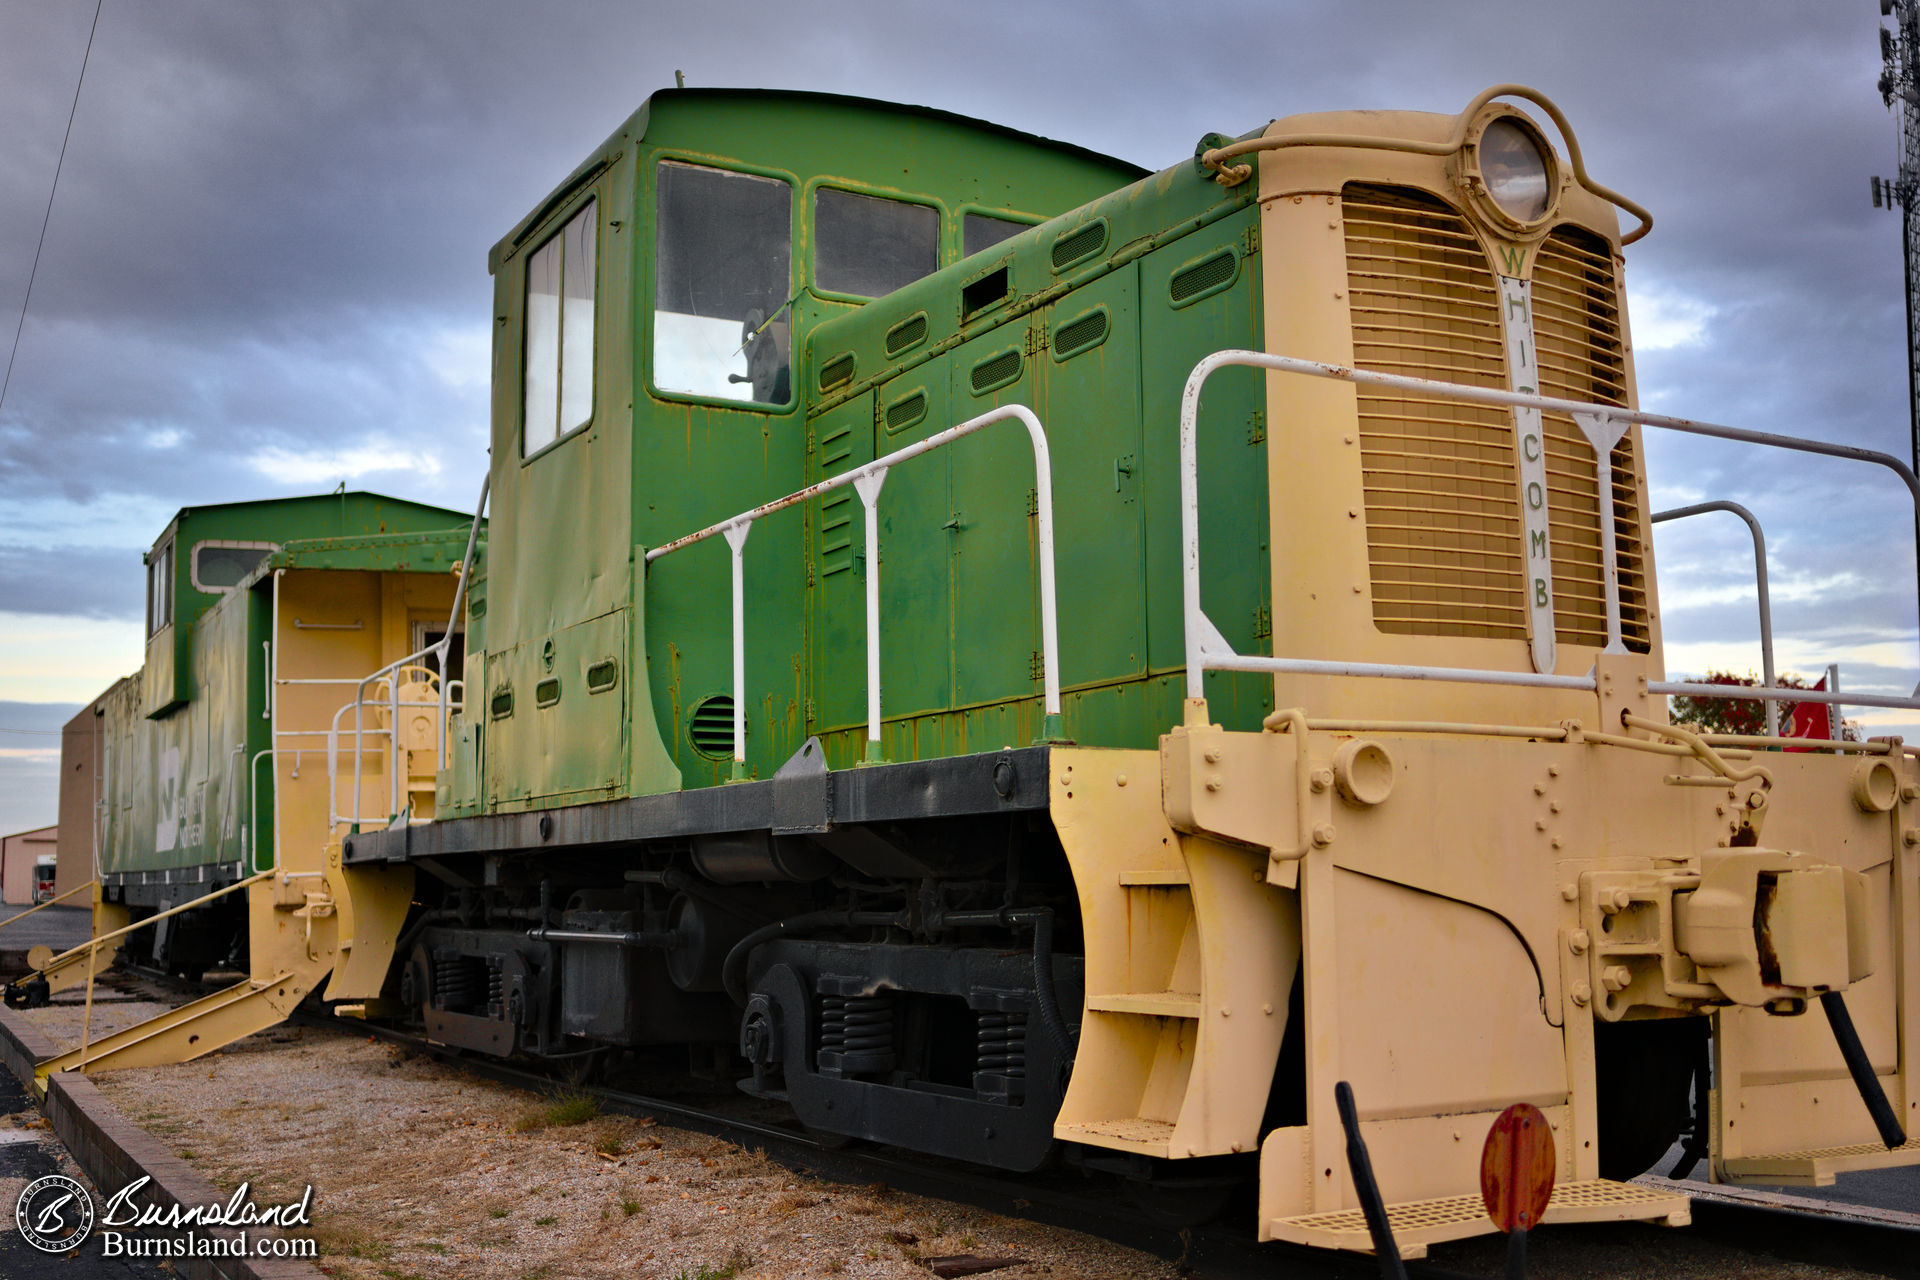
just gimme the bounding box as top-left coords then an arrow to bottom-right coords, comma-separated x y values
1265,1179 -> 1690,1257
1721,1139 -> 1920,1187
1055,1117 -> 1174,1157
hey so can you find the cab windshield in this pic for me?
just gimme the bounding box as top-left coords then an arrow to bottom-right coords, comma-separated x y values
654,162 -> 793,406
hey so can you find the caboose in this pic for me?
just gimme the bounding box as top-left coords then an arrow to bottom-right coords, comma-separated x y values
39,86 -> 1920,1256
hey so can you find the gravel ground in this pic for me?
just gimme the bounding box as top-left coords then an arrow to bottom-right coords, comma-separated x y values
23,1004 -> 1182,1280
14,997 -> 1908,1280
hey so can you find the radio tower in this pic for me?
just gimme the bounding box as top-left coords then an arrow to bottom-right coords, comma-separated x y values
1878,0 -> 1920,469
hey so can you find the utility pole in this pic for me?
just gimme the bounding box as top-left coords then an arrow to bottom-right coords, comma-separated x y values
1877,0 -> 1920,473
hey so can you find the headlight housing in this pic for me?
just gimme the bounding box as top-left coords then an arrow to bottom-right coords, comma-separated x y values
1477,117 -> 1554,225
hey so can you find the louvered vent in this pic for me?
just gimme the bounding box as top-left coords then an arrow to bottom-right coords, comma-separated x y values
1345,186 -> 1523,640
1051,221 -> 1107,272
885,314 -> 928,356
1342,185 -> 1649,651
688,695 -> 735,758
1532,226 -> 1649,652
1170,250 -> 1238,306
1054,310 -> 1109,359
970,349 -> 1022,395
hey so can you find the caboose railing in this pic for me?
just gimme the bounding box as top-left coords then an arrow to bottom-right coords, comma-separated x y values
1179,351 -> 1920,721
646,404 -> 1063,769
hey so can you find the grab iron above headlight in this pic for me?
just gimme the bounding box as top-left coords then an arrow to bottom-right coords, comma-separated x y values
1479,118 -> 1552,223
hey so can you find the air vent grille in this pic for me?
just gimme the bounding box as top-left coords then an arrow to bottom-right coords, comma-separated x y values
1054,310 -> 1109,360
1170,250 -> 1238,306
885,314 -> 928,356
534,678 -> 561,707
1050,221 -> 1107,272
885,391 -> 928,433
586,659 -> 619,693
818,353 -> 856,392
970,349 -> 1022,395
688,695 -> 736,759
489,687 -> 513,720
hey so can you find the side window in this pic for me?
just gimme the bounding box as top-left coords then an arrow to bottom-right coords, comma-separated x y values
523,198 -> 597,456
190,541 -> 276,593
146,541 -> 173,637
654,162 -> 793,406
814,187 -> 937,298
964,213 -> 1028,258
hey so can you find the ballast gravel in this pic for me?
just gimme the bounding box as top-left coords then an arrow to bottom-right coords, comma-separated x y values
13,996 -> 1894,1280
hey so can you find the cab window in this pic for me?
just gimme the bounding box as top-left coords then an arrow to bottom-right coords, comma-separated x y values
654,162 -> 793,406
191,541 -> 275,592
964,213 -> 1028,258
814,188 -> 937,298
523,198 -> 597,456
146,540 -> 173,636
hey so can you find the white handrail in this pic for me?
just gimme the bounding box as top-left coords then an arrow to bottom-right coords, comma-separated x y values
646,403 -> 1062,763
1178,350 -> 1920,718
1651,501 -> 1776,734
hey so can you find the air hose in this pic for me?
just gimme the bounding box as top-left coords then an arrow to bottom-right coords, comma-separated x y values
1821,991 -> 1908,1150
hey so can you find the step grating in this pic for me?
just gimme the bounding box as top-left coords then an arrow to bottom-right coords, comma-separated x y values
1266,1178 -> 1689,1257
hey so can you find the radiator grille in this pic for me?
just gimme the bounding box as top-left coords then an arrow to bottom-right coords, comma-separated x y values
1345,187 -> 1522,640
1532,226 -> 1649,651
1343,185 -> 1649,651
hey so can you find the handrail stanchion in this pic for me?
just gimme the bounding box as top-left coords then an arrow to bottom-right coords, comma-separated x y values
724,519 -> 753,779
1652,501 -> 1776,734
1572,410 -> 1631,656
854,468 -> 889,760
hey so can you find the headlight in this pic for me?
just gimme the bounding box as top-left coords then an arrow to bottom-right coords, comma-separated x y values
1479,119 -> 1551,223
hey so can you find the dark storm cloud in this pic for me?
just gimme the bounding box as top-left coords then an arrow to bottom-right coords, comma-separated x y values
1,0 -> 1916,728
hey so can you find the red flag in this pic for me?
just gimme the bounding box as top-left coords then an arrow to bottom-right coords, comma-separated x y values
1785,676 -> 1829,751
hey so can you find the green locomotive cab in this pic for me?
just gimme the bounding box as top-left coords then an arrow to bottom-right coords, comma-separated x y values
455,89 -> 1145,813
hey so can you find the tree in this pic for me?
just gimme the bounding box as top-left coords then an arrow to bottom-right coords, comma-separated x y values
1668,670 -> 1858,740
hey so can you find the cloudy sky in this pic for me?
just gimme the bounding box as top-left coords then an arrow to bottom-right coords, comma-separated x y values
0,1 -> 1912,834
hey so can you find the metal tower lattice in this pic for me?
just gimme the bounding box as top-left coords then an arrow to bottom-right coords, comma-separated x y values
1877,0 -> 1920,467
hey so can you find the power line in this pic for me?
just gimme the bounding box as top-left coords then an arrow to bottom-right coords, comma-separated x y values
0,0 -> 104,422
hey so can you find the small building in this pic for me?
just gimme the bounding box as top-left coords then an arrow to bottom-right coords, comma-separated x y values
0,825 -> 59,906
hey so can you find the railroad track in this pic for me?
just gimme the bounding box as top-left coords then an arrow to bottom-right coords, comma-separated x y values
81,972 -> 1920,1279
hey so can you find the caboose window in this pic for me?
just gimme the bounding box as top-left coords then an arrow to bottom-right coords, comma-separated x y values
146,540 -> 173,637
522,198 -> 597,456
190,541 -> 276,593
654,162 -> 793,406
963,212 -> 1027,258
814,188 -> 937,298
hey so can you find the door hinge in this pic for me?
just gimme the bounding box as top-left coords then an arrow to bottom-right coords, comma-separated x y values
1246,410 -> 1266,445
1026,486 -> 1039,516
1025,321 -> 1050,356
1029,650 -> 1045,681
1242,225 -> 1261,256
804,697 -> 817,727
1253,603 -> 1272,641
